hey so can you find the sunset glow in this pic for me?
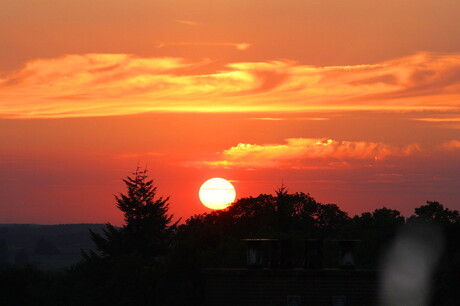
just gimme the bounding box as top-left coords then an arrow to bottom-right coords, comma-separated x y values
0,0 -> 459,224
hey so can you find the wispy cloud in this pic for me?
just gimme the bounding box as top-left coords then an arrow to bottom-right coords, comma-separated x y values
248,117 -> 330,121
1,52 -> 459,118
155,41 -> 251,51
411,117 -> 460,122
442,140 -> 460,150
175,19 -> 200,26
196,138 -> 420,169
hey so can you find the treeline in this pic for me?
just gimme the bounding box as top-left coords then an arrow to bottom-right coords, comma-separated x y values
0,170 -> 459,305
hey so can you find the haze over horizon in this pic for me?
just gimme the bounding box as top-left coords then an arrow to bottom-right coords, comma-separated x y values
1,0 -> 459,224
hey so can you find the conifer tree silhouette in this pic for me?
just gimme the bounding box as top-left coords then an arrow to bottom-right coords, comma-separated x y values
86,167 -> 177,261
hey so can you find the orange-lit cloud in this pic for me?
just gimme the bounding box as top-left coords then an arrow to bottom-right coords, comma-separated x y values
175,19 -> 200,26
442,140 -> 460,150
1,52 -> 460,118
155,42 -> 251,50
248,117 -> 330,121
197,138 -> 420,169
411,117 -> 460,122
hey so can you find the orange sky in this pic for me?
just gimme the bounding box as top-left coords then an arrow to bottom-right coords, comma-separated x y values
0,0 -> 459,224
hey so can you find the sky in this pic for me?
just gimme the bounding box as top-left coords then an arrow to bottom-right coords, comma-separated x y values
0,0 -> 459,224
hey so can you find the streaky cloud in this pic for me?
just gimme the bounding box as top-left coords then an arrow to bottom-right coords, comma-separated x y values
174,19 -> 200,26
0,52 -> 459,119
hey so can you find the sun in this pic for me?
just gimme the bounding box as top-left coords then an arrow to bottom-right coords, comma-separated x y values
199,178 -> 236,210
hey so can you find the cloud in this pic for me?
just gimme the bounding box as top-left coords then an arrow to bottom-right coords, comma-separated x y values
248,117 -> 329,121
175,19 -> 200,26
0,52 -> 459,118
235,43 -> 251,51
155,41 -> 251,51
197,138 -> 420,169
411,117 -> 460,122
442,140 -> 460,150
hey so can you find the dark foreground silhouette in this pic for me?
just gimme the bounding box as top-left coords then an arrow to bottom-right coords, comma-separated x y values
0,170 -> 458,305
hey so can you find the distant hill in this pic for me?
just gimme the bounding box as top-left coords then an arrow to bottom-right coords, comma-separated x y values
0,224 -> 108,270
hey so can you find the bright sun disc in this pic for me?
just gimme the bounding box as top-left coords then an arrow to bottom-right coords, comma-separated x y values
199,178 -> 236,210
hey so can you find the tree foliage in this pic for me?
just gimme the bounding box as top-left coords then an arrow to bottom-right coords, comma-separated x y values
410,201 -> 460,225
80,168 -> 177,305
86,168 -> 176,262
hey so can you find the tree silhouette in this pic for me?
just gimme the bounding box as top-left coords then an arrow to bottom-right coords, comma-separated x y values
81,168 -> 177,305
410,201 -> 460,225
405,201 -> 460,305
174,189 -> 352,272
346,207 -> 405,267
87,168 -> 176,261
